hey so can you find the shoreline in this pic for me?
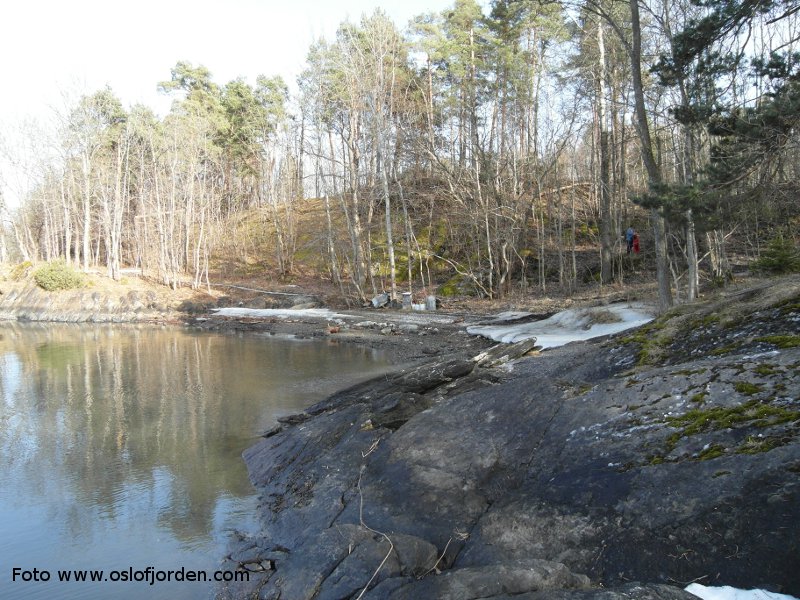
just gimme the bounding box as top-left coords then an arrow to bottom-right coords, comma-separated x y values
3,276 -> 799,598
187,308 -> 497,367
0,278 -> 497,366
218,277 -> 800,600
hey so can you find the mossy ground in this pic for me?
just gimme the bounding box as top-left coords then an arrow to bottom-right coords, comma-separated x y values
647,397 -> 800,463
606,281 -> 800,467
755,335 -> 800,349
615,275 -> 800,369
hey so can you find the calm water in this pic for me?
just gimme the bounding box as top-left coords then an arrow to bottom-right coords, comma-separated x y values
0,323 -> 391,599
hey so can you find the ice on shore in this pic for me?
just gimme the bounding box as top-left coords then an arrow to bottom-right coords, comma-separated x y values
212,307 -> 349,319
467,303 -> 654,348
686,583 -> 799,600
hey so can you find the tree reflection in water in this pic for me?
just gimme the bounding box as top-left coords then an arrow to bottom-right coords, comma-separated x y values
0,323 -> 389,599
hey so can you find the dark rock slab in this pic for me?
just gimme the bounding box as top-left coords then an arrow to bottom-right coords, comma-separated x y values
486,582 -> 699,599
223,286 -> 800,600
364,560 -> 591,599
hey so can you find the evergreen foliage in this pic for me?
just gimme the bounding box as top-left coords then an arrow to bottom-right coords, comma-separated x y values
653,0 -> 800,188
643,0 -> 800,247
753,235 -> 800,274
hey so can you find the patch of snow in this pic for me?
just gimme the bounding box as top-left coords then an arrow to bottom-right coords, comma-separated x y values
741,350 -> 781,360
487,311 -> 534,322
467,303 -> 654,348
213,307 -> 349,319
384,312 -> 459,325
685,584 -> 799,600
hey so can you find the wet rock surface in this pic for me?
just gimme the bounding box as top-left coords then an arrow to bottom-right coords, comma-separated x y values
218,280 -> 800,600
190,304 -> 496,365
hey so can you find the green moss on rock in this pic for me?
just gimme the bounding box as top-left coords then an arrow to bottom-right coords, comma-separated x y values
697,444 -> 726,460
665,400 -> 800,449
710,343 -> 741,356
734,381 -> 762,395
754,364 -> 779,376
736,435 -> 784,455
755,335 -> 800,349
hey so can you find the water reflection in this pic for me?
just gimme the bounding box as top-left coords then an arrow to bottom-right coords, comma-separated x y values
0,323 -> 390,599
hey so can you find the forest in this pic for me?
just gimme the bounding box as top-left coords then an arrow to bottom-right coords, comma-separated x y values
2,0 -> 799,310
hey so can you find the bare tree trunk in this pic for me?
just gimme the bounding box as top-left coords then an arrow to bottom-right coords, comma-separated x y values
324,191 -> 341,286
597,21 -> 613,285
707,229 -> 730,280
81,155 -> 91,271
686,209 -> 698,300
297,118 -> 305,199
348,116 -> 366,299
661,0 -> 699,302
61,177 -> 72,265
104,135 -> 127,281
571,174 -> 578,292
397,178 -> 422,292
317,136 -> 342,289
378,142 -> 397,302
266,156 -> 287,275
629,0 -> 673,311
42,204 -> 53,261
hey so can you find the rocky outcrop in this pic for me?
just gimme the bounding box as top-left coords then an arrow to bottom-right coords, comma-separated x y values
219,278 -> 800,600
0,281 -> 175,322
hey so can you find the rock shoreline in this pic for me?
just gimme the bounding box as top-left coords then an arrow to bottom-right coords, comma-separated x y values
2,276 -> 798,599
0,280 -> 183,323
0,280 -> 496,365
218,278 -> 800,600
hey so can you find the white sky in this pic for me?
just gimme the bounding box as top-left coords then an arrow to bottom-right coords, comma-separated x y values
1,0 -> 462,121
0,0 -> 474,205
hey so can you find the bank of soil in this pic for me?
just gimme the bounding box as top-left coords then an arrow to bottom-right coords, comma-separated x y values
217,275 -> 800,600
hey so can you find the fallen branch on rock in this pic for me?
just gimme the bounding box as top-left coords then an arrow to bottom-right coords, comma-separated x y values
356,463 -> 395,599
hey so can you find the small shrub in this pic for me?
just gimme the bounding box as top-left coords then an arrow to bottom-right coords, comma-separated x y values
752,235 -> 800,274
439,275 -> 464,297
33,261 -> 85,291
9,261 -> 33,281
